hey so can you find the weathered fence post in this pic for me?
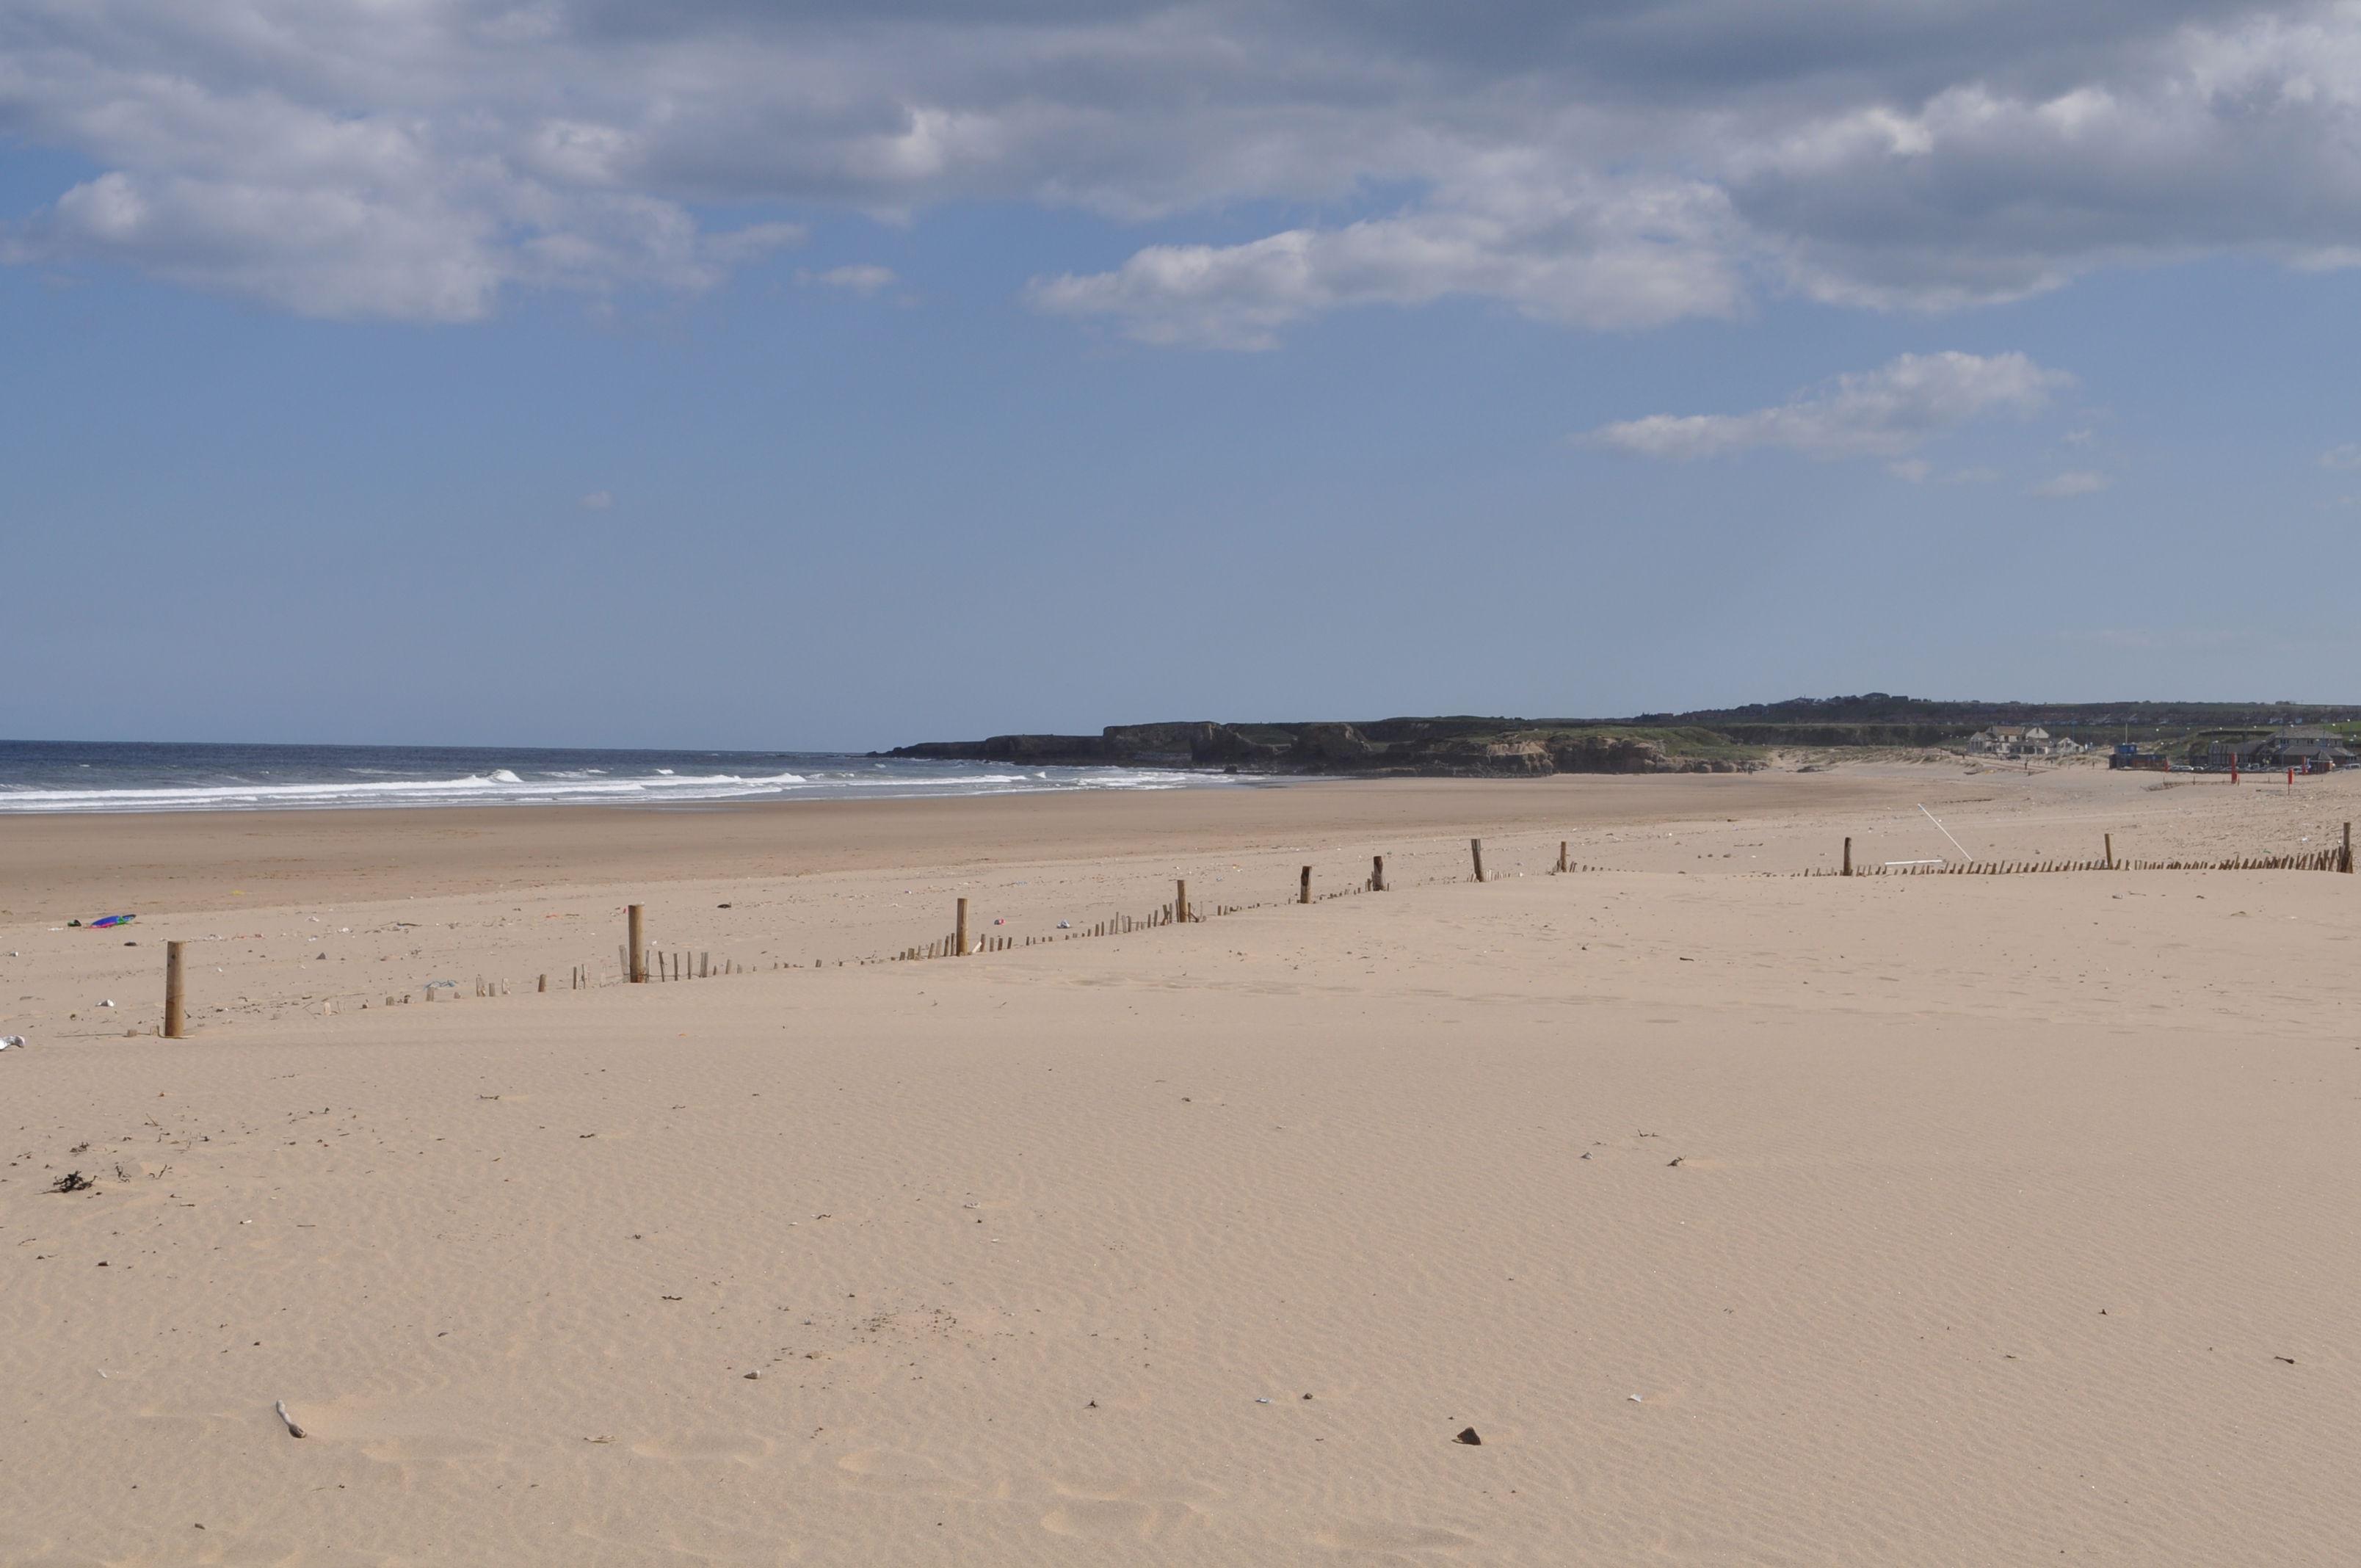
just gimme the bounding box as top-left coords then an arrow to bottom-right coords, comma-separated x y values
1842,838 -> 1853,876
1557,841 -> 1569,874
1470,838 -> 1485,882
956,898 -> 970,956
2346,821 -> 2354,874
537,973 -> 548,993
628,906 -> 646,983
1175,880 -> 1189,922
2104,833 -> 2114,870
164,940 -> 186,1039
1371,854 -> 1385,892
1299,866 -> 1312,904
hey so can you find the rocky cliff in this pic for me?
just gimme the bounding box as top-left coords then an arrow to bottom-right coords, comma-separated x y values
884,719 -> 1755,776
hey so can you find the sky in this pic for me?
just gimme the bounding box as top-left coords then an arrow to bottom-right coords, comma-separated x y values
7,1 -> 2361,751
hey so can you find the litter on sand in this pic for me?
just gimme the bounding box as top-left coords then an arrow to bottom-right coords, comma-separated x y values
0,1035 -> 26,1050
68,915 -> 136,929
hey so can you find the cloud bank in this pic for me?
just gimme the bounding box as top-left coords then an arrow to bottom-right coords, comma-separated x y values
7,2 -> 2361,335
1581,352 -> 2072,461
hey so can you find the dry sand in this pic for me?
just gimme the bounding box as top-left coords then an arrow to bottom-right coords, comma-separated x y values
3,763 -> 2358,1565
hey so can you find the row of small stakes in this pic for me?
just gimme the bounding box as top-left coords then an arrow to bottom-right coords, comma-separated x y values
163,825 -> 2341,1036
881,839 -> 1622,962
1817,825 -> 2358,877
153,839 -> 1560,1033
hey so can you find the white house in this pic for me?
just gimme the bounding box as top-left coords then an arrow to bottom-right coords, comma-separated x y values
1965,725 -> 2079,758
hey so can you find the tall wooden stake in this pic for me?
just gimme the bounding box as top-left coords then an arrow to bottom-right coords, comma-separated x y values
628,905 -> 646,983
164,940 -> 186,1039
1371,854 -> 1385,892
1841,838 -> 1853,876
956,897 -> 970,955
1470,838 -> 1485,882
2104,833 -> 2114,869
1557,841 -> 1568,874
2345,821 -> 2353,874
1175,879 -> 1189,922
1299,865 -> 1312,904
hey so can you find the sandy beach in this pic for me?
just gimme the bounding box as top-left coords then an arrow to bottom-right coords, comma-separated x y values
4,763 -> 2358,1565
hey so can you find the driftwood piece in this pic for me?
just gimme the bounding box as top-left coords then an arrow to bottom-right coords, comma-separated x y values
275,1399 -> 306,1438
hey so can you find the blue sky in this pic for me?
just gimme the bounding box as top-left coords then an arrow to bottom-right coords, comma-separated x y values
7,1 -> 2361,751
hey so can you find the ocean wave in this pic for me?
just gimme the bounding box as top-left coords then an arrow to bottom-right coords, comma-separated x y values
0,769 -> 817,814
0,745 -> 1229,815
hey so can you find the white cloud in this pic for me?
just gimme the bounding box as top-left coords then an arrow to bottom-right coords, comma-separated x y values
802,264 -> 898,295
2321,443 -> 2361,469
1030,174 -> 1744,347
1887,459 -> 1933,482
580,490 -> 614,510
2033,470 -> 2113,496
10,2 -> 2361,331
1582,352 -> 2071,462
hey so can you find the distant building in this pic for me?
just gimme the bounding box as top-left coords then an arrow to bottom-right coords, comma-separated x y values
2200,728 -> 2357,771
1967,725 -> 2082,759
2268,727 -> 2358,769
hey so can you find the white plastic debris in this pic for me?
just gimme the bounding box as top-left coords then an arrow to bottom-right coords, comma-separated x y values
1628,1395 -> 1643,1403
0,1036 -> 25,1050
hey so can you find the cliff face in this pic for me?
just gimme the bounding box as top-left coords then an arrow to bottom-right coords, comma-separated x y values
885,721 -> 1752,776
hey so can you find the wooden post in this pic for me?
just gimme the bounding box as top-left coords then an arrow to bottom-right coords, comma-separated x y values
1175,880 -> 1189,922
1841,838 -> 1853,876
628,906 -> 646,983
1299,866 -> 1312,904
2345,821 -> 2353,874
1557,841 -> 1568,874
537,973 -> 548,993
1470,838 -> 1485,883
164,940 -> 186,1040
2104,833 -> 2114,870
956,898 -> 970,955
1371,854 -> 1385,892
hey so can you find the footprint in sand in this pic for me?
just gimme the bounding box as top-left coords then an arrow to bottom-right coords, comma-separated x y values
833,1448 -> 982,1498
360,1432 -> 504,1464
572,1524 -> 799,1564
203,1536 -> 395,1567
628,1432 -> 772,1462
134,1409 -> 222,1440
0,1540 -> 106,1568
1644,1529 -> 1811,1565
1037,1479 -> 1213,1540
1040,1498 -> 1167,1539
1315,1522 -> 1475,1555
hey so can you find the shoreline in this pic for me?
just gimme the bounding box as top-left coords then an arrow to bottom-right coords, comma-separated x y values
0,771 -> 1950,918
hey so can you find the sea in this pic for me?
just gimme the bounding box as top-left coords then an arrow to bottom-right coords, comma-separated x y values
0,738 -> 1234,815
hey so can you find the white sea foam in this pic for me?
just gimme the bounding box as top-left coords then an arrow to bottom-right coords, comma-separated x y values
0,769 -> 819,814
0,759 -> 1218,814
